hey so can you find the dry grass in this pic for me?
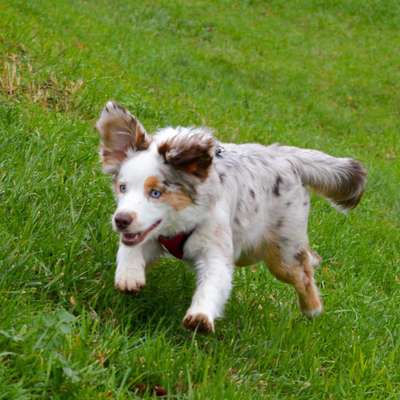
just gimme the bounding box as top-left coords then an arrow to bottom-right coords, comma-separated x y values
1,52 -> 83,112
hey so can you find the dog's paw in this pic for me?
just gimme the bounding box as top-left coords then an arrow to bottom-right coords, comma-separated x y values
183,312 -> 214,333
301,303 -> 323,319
114,267 -> 145,294
308,249 -> 322,269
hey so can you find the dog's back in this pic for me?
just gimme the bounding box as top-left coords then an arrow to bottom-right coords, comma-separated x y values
213,141 -> 366,264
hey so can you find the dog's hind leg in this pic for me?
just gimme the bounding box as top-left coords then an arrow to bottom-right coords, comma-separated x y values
308,248 -> 322,269
265,239 -> 323,318
262,180 -> 323,316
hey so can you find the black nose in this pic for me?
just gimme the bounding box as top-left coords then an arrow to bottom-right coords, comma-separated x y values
114,213 -> 133,230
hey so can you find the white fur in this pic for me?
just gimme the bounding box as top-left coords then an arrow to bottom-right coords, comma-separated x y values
114,148 -> 166,231
96,102 -> 366,332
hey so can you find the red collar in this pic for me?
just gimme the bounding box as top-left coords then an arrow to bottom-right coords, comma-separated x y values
158,230 -> 194,259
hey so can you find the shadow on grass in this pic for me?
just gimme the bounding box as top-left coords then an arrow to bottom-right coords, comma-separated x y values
78,259 -> 198,338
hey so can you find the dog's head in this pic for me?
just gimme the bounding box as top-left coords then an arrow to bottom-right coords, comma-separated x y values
96,101 -> 216,246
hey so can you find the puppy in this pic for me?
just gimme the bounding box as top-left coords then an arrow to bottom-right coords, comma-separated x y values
95,101 -> 366,333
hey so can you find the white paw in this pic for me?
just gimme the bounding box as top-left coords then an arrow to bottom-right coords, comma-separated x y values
301,303 -> 323,319
114,266 -> 145,294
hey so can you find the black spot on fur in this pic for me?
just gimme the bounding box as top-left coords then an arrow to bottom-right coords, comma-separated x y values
234,217 -> 241,226
215,147 -> 224,158
280,237 -> 289,244
218,173 -> 226,184
249,189 -> 255,199
273,175 -> 283,196
285,201 -> 292,207
276,218 -> 284,229
303,201 -> 308,206
255,206 -> 259,213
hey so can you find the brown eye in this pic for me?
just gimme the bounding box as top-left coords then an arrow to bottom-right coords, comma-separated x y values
119,183 -> 127,193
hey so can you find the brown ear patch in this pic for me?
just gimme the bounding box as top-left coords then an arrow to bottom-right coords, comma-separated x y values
158,130 -> 215,180
96,101 -> 151,174
143,176 -> 193,211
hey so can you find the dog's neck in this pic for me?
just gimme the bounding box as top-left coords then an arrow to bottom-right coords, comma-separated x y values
158,229 -> 195,259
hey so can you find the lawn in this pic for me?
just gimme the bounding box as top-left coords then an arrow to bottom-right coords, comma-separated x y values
1,0 -> 399,398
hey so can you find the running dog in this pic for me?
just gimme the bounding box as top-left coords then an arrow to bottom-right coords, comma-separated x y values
95,101 -> 366,333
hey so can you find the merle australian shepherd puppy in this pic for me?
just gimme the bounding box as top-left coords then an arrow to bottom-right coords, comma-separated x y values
95,101 -> 366,333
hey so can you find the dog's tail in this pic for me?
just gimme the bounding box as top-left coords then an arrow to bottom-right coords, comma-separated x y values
275,145 -> 367,212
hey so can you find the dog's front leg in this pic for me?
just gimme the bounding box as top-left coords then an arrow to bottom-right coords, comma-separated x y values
115,240 -> 160,294
115,243 -> 146,293
183,252 -> 234,333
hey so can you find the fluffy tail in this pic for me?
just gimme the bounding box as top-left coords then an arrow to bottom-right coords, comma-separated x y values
276,145 -> 367,212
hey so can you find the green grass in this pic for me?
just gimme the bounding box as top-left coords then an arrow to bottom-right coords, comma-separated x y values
1,0 -> 399,398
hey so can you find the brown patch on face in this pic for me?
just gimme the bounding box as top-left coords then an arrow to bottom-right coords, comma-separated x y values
158,131 -> 215,180
144,176 -> 161,194
143,176 -> 193,211
162,191 -> 192,211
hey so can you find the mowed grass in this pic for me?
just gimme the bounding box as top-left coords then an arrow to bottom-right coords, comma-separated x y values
1,0 -> 399,398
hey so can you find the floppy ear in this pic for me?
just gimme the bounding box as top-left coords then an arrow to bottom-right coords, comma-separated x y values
95,101 -> 151,174
158,129 -> 216,180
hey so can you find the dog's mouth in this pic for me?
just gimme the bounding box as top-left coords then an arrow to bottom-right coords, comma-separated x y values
121,219 -> 162,246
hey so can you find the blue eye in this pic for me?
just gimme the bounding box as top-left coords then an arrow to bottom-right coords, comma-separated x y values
119,184 -> 127,193
150,189 -> 161,199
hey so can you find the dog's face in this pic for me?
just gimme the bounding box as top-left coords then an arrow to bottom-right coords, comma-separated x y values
96,101 -> 216,246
